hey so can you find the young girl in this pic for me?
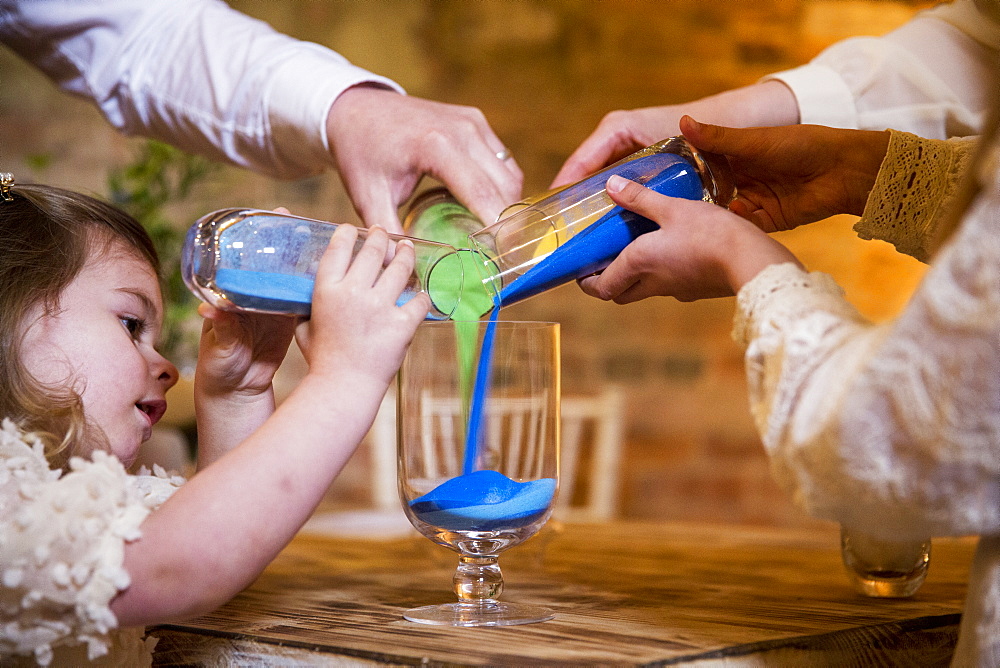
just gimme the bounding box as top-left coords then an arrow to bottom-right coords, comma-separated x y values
0,179 -> 430,665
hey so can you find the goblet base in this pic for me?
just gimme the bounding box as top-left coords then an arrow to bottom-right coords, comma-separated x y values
845,569 -> 928,598
403,600 -> 554,626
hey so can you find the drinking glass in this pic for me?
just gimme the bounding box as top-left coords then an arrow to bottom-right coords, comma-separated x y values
398,320 -> 560,626
840,525 -> 931,598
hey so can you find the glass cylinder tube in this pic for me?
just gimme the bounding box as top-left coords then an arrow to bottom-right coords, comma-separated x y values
403,187 -> 485,245
401,190 -> 495,320
182,208 -> 470,320
467,136 -> 735,308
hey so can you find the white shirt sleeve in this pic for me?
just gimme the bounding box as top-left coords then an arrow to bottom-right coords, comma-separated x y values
765,0 -> 1000,138
0,0 -> 405,179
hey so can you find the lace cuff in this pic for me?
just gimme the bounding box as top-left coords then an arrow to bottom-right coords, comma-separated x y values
732,263 -> 856,349
855,130 -> 976,262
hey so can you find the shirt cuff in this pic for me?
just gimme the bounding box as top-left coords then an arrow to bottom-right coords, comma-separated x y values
264,43 -> 406,177
764,64 -> 859,129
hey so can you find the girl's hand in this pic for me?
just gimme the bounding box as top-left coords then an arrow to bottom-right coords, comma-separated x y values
194,204 -> 299,401
195,304 -> 297,400
193,303 -> 297,467
578,175 -> 802,304
680,116 -> 890,232
296,224 -> 430,389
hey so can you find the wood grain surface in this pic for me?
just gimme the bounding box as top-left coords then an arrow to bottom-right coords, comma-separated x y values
150,521 -> 974,666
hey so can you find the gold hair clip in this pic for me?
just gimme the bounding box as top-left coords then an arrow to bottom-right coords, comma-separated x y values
0,173 -> 13,202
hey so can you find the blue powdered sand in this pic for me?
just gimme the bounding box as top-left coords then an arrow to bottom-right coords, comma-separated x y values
409,470 -> 556,531
498,153 -> 702,305
215,267 -> 314,315
214,267 -> 422,315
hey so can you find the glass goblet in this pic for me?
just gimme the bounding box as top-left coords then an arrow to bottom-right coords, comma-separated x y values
398,320 -> 560,626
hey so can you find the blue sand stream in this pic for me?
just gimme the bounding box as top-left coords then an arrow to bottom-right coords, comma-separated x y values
411,154 -> 704,533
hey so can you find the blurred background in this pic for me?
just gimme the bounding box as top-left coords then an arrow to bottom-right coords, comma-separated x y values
0,0 -> 934,528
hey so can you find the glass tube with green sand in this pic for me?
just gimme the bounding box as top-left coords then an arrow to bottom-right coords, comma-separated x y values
405,189 -> 496,430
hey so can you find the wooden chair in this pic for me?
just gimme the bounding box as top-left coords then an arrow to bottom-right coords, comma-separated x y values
410,390 -> 552,482
555,386 -> 626,522
395,384 -> 627,522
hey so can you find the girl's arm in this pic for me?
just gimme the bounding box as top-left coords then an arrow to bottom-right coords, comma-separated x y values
192,304 -> 296,468
111,225 -> 429,626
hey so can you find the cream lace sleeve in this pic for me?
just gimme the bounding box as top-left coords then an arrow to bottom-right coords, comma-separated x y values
733,142 -> 1000,665
854,130 -> 977,262
733,143 -> 1000,539
0,421 -> 184,666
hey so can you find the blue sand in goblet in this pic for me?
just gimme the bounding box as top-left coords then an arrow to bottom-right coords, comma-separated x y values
409,470 -> 556,532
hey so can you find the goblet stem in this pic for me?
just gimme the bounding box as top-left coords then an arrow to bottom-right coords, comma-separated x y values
455,554 -> 503,601
403,550 -> 552,626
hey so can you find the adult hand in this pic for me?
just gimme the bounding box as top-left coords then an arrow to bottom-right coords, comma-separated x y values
578,175 -> 802,304
551,81 -> 799,188
681,116 -> 890,233
326,85 -> 523,233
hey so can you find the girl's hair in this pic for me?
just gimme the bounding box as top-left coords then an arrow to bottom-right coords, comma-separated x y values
0,183 -> 159,465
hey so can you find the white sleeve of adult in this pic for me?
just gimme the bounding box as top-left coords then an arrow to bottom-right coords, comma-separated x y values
0,0 -> 405,179
763,0 -> 1000,138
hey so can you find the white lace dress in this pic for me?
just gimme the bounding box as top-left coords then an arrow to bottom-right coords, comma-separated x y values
733,130 -> 1000,665
0,420 -> 184,666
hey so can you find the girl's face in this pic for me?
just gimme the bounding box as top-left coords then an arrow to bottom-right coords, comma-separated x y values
20,241 -> 179,467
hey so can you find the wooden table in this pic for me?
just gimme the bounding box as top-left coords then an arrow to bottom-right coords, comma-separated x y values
149,521 -> 975,666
